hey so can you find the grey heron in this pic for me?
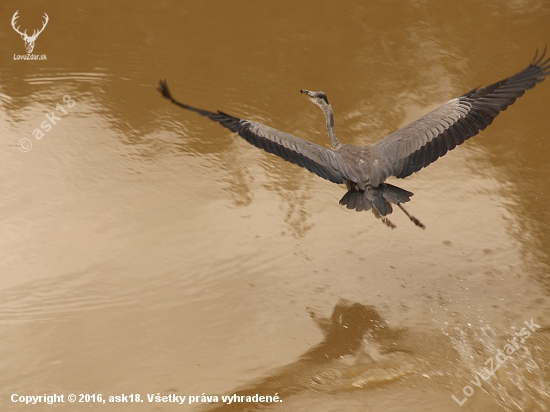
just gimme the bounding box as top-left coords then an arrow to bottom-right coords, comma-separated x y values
158,49 -> 549,228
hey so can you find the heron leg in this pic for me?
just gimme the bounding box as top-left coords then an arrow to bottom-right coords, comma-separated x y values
397,203 -> 425,229
381,217 -> 396,229
372,208 -> 396,229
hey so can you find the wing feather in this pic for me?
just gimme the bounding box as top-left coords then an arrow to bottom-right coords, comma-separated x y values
158,80 -> 355,184
374,48 -> 550,179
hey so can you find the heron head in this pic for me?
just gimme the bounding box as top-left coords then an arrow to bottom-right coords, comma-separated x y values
300,90 -> 330,107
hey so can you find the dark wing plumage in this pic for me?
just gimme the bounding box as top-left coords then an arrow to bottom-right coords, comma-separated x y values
374,48 -> 550,179
157,80 -> 355,185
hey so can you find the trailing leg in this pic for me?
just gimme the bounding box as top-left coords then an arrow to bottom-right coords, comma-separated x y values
372,208 -> 396,229
397,203 -> 425,229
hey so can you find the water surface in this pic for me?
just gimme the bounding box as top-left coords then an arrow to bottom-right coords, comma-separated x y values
1,1 -> 550,411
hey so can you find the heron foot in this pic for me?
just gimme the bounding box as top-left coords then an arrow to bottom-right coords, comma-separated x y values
397,203 -> 425,229
372,208 -> 396,229
381,217 -> 396,229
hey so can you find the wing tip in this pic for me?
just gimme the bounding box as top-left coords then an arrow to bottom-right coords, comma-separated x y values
532,45 -> 550,73
157,78 -> 173,100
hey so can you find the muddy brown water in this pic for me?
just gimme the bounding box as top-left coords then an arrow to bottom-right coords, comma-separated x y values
1,1 -> 550,411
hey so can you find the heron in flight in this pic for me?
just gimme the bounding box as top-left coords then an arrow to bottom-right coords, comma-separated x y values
158,49 -> 549,228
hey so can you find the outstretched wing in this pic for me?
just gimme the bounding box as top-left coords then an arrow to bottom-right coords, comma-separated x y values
158,80 -> 356,185
373,48 -> 550,179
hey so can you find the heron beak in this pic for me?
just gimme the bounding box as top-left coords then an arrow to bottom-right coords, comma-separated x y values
300,89 -> 313,96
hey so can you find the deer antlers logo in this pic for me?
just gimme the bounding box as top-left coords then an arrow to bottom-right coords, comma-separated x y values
11,11 -> 49,54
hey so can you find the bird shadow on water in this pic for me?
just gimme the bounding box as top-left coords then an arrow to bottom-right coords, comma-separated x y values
200,299 -> 414,411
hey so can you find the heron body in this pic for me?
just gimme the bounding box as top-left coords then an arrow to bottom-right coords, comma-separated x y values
158,49 -> 550,228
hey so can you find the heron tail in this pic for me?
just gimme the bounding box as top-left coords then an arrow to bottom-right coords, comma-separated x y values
339,183 -> 413,216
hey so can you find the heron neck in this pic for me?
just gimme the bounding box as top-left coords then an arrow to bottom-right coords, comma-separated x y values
322,104 -> 341,149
